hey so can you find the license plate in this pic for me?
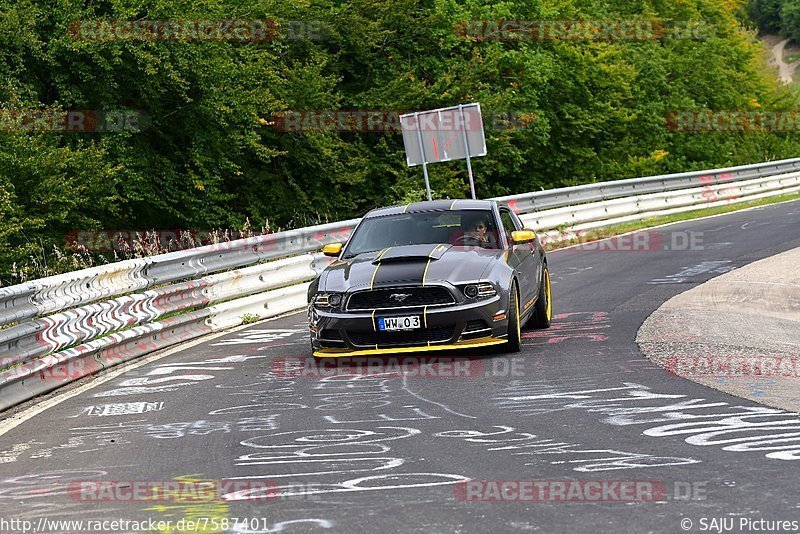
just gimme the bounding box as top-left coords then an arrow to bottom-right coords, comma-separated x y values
378,316 -> 421,331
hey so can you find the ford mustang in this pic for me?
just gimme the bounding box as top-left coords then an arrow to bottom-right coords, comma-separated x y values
308,199 -> 551,357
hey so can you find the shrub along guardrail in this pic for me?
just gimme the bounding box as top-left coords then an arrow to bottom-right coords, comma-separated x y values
1,157 -> 799,410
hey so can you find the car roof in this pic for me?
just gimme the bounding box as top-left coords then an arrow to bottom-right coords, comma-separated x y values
365,199 -> 497,218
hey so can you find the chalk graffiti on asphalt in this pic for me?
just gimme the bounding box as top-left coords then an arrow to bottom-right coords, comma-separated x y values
495,380 -> 800,460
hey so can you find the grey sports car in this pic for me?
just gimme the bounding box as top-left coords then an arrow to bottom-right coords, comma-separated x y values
307,199 -> 551,357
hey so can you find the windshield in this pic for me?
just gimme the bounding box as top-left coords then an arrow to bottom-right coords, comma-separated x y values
343,209 -> 501,257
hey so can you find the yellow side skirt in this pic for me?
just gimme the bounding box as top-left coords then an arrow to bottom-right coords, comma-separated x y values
313,337 -> 507,358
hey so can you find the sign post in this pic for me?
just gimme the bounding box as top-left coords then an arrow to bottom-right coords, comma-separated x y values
400,103 -> 486,200
458,104 -> 477,200
414,120 -> 433,201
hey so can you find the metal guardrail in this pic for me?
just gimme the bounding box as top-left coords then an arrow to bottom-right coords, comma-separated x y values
520,172 -> 800,231
0,157 -> 799,411
494,157 -> 800,213
0,221 -> 356,327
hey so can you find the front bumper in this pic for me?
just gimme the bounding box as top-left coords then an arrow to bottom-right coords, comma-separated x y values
312,337 -> 507,357
309,291 -> 508,357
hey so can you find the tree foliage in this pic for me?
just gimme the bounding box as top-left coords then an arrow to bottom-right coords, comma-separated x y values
750,0 -> 800,41
1,0 -> 799,282
780,1 -> 800,42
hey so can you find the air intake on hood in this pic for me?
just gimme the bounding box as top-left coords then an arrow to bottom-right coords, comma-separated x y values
372,244 -> 451,264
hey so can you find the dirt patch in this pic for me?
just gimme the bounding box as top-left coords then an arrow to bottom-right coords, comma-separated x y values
762,33 -> 785,47
766,34 -> 800,83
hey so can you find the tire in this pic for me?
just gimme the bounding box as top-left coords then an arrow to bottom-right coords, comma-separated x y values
528,265 -> 552,329
502,282 -> 522,353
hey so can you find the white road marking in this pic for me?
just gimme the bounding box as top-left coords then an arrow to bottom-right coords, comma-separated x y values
72,401 -> 165,417
401,376 -> 477,419
0,311 -> 304,438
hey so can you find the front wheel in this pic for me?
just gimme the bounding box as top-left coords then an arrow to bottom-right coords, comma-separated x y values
528,265 -> 552,329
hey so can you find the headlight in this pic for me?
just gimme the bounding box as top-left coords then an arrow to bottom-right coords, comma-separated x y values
314,292 -> 343,308
461,282 -> 497,299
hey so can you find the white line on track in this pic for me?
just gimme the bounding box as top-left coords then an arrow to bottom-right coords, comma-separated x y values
0,311 -> 304,438
401,376 -> 477,419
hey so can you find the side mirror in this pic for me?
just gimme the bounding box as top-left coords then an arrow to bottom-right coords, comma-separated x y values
511,230 -> 537,244
322,243 -> 343,257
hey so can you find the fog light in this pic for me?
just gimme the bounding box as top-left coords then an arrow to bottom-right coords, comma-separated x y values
464,285 -> 479,298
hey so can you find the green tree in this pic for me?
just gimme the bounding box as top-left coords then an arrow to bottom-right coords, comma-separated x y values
749,0 -> 783,32
781,0 -> 800,41
1,0 -> 800,283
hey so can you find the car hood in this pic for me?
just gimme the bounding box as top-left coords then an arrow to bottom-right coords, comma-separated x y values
320,243 -> 503,292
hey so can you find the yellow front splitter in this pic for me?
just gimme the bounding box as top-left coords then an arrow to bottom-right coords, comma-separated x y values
313,337 -> 507,358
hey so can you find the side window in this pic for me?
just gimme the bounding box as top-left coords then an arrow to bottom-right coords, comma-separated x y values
509,210 -> 526,231
500,210 -> 518,235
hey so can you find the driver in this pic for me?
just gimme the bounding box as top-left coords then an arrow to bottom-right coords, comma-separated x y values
463,216 -> 496,247
470,218 -> 489,242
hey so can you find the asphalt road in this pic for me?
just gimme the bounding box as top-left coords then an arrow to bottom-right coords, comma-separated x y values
1,200 -> 800,534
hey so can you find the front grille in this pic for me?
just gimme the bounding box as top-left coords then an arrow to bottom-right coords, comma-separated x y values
346,327 -> 454,347
347,286 -> 455,310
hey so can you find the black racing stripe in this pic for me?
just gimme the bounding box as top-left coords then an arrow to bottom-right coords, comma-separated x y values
372,260 -> 428,286
371,244 -> 443,286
